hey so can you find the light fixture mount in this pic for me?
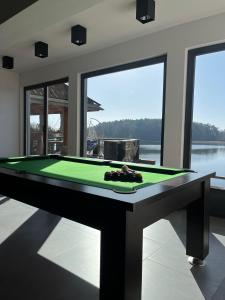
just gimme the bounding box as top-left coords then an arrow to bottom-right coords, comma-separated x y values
2,56 -> 14,69
35,41 -> 48,58
136,0 -> 155,24
71,25 -> 87,46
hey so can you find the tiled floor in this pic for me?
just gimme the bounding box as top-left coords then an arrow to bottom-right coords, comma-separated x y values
0,196 -> 225,300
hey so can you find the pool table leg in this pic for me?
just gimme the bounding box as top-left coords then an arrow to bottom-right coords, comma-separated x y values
186,179 -> 210,264
99,211 -> 143,300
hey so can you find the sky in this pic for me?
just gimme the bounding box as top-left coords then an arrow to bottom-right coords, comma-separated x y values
87,63 -> 164,125
31,51 -> 225,131
193,51 -> 225,130
87,50 -> 225,131
31,114 -> 61,130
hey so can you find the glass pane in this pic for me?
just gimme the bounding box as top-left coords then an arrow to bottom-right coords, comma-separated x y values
26,88 -> 44,155
47,82 -> 69,155
191,51 -> 225,187
85,63 -> 164,165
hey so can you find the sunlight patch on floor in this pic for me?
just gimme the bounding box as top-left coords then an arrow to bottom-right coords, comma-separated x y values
212,233 -> 225,245
0,199 -> 37,244
38,218 -> 100,287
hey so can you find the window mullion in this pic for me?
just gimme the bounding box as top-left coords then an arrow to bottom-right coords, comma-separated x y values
44,86 -> 48,155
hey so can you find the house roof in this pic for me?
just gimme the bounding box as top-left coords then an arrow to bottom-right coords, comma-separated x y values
30,83 -> 68,100
30,83 -> 104,112
87,97 -> 104,112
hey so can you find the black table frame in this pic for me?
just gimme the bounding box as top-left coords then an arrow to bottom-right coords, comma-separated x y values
0,156 -> 214,300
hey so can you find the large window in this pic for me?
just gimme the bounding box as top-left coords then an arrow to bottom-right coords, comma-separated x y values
81,56 -> 166,165
25,78 -> 69,155
185,44 -> 225,187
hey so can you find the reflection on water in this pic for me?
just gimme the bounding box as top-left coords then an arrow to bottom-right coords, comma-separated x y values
191,144 -> 225,174
140,144 -> 225,186
191,144 -> 225,188
140,145 -> 161,154
192,147 -> 225,155
139,144 -> 161,165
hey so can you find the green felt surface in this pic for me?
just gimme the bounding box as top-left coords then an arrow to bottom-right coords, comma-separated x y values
0,158 -> 186,192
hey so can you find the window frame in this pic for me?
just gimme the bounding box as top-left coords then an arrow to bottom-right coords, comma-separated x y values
184,42 -> 225,168
80,55 -> 167,165
24,77 -> 69,155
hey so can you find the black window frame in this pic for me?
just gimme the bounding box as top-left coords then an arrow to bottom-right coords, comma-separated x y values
24,77 -> 69,155
184,42 -> 225,168
80,54 -> 167,165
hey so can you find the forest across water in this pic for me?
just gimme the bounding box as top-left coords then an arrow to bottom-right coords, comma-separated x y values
93,118 -> 225,143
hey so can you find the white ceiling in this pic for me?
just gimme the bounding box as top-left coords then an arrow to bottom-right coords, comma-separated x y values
1,0 -> 225,72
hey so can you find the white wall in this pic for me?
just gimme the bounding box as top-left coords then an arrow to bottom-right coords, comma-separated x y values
20,12 -> 225,167
0,69 -> 20,157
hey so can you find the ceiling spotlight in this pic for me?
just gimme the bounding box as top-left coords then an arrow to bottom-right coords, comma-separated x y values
71,25 -> 87,46
35,41 -> 48,58
2,56 -> 14,69
136,0 -> 155,24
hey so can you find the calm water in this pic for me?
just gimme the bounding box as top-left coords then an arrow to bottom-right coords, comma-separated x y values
139,144 -> 225,187
139,144 -> 161,165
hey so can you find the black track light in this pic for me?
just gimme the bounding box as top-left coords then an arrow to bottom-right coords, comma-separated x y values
71,25 -> 87,46
2,56 -> 14,69
136,0 -> 155,24
35,41 -> 48,58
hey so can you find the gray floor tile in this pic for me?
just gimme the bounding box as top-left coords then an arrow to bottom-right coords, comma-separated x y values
165,210 -> 187,233
143,237 -> 162,259
143,218 -> 181,244
38,220 -> 99,258
0,200 -> 225,299
0,199 -> 37,243
191,233 -> 225,299
61,218 -> 100,239
149,234 -> 192,277
142,259 -> 204,300
51,240 -> 100,288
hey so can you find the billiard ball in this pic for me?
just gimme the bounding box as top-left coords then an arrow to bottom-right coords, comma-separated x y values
104,166 -> 143,182
121,165 -> 129,172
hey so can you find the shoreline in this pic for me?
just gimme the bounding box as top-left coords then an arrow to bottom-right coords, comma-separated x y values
140,141 -> 225,146
192,141 -> 225,145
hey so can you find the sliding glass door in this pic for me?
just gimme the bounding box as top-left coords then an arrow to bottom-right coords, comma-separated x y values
26,88 -> 45,155
25,78 -> 69,155
47,82 -> 69,155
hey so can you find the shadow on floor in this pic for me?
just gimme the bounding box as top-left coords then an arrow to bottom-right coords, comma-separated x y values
1,204 -> 225,300
0,209 -> 99,300
0,197 -> 10,205
212,277 -> 225,300
166,211 -> 225,300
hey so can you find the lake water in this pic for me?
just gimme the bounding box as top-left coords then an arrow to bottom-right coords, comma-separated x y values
139,144 -> 225,187
139,144 -> 162,165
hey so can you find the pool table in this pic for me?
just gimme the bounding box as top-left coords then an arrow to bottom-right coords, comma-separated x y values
0,155 -> 214,300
